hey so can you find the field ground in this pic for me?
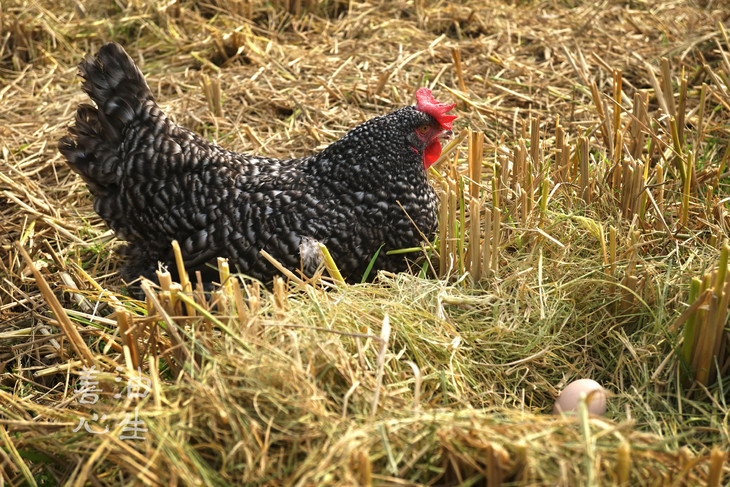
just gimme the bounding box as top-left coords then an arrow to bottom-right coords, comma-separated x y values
2,0 -> 730,485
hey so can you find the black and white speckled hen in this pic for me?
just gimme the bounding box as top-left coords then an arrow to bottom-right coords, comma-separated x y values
59,43 -> 456,284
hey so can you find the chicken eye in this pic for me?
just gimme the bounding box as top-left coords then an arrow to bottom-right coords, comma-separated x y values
418,124 -> 430,133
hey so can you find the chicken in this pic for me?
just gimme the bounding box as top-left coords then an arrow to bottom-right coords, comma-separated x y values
58,43 -> 456,285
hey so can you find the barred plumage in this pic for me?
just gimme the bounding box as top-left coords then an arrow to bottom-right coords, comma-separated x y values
59,43 -> 456,284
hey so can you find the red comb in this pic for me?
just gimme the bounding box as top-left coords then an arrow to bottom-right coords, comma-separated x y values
415,88 -> 457,130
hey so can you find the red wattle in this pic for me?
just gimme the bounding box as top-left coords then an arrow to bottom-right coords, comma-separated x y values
423,140 -> 442,168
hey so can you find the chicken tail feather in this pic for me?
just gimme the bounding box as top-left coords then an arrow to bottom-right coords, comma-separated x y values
79,42 -> 153,141
59,43 -> 155,190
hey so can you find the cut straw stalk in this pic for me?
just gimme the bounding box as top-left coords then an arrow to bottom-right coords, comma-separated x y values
467,130 -> 483,278
661,57 -> 677,118
201,73 -> 222,117
616,441 -> 631,486
681,243 -> 730,387
458,176 -> 466,276
578,137 -> 591,204
272,276 -> 287,316
644,58 -> 670,126
451,47 -> 467,93
482,207 -> 492,277
511,140 -> 525,194
590,80 -> 611,153
469,197 -> 481,279
524,139 -> 534,213
317,242 -> 345,284
116,307 -> 140,370
620,161 -> 634,217
629,91 -> 648,160
468,130 -> 483,201
216,256 -> 239,313
555,123 -> 568,182
670,117 -> 688,185
609,226 -> 617,276
259,249 -> 306,286
680,153 -> 693,226
373,69 -> 392,98
171,240 -> 194,316
655,163 -> 665,211
677,71 -> 688,145
638,161 -> 649,219
612,69 -> 623,155
520,188 -> 528,227
141,279 -> 191,374
530,117 -> 540,173
620,159 -> 647,220
539,178 -> 549,226
156,270 -> 182,316
16,242 -> 95,366
218,257 -> 230,286
489,207 -> 501,274
223,275 -> 249,327
708,447 -> 727,487
629,163 -> 644,220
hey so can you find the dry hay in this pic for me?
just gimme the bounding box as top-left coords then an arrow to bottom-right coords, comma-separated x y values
2,0 -> 730,485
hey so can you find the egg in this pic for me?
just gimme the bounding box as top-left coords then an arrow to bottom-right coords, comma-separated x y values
552,378 -> 607,415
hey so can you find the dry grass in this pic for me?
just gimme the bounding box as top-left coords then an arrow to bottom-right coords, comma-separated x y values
2,0 -> 730,485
